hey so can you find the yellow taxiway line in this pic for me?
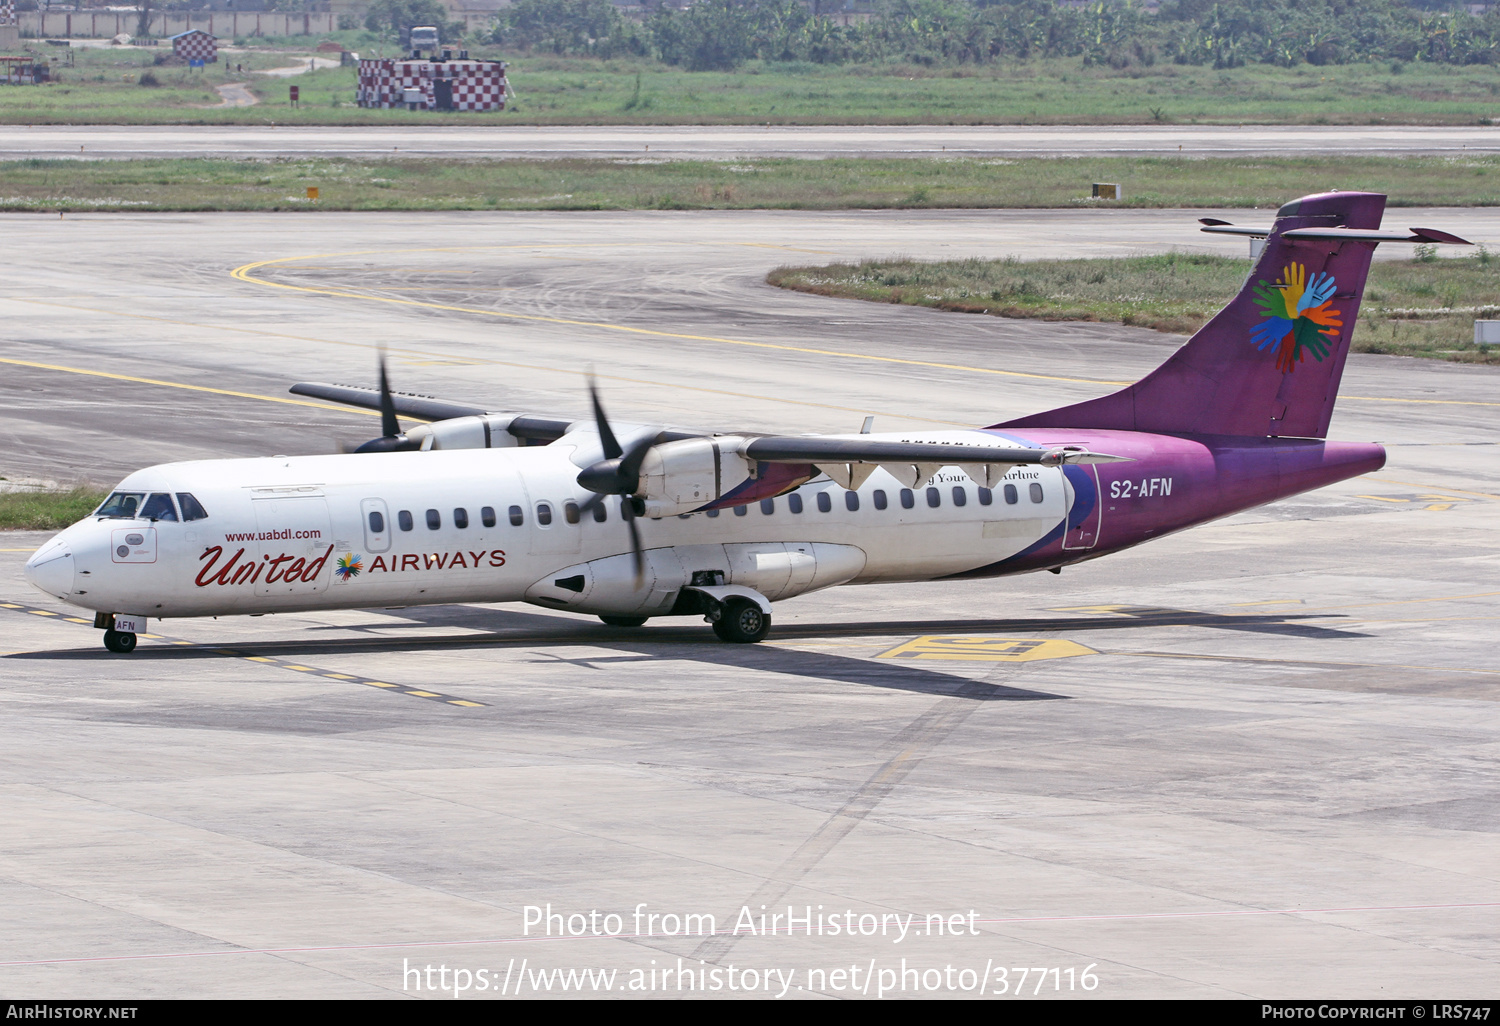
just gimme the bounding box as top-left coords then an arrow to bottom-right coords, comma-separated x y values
228,244 -> 1500,408
229,247 -> 1133,388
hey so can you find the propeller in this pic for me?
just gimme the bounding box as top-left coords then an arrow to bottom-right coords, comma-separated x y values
353,352 -> 422,454
575,377 -> 659,585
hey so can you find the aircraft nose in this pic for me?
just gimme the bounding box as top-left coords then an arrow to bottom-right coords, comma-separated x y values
25,539 -> 75,600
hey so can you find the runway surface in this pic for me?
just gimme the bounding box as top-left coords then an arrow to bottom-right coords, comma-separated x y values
6,124 -> 1500,160
2,207 -> 1498,998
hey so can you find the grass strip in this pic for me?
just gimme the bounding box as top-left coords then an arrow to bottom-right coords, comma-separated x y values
2,155 -> 1499,212
0,487 -> 107,531
768,251 -> 1500,365
5,54 -> 1500,126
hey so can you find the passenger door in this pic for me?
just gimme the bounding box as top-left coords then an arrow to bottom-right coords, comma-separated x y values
1060,463 -> 1103,550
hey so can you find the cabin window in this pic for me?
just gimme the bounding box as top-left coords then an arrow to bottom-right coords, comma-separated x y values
426,508 -> 441,530
900,488 -> 915,509
367,510 -> 385,534
176,493 -> 209,521
508,505 -> 524,527
536,503 -> 552,526
926,487 -> 941,508
978,488 -> 993,506
453,508 -> 469,529
788,493 -> 803,514
845,491 -> 859,511
95,492 -> 145,519
481,506 -> 496,528
707,508 -> 720,518
760,498 -> 775,515
1030,483 -> 1045,503
564,501 -> 580,525
733,505 -> 747,516
593,502 -> 608,523
952,486 -> 967,507
873,489 -> 887,510
816,492 -> 832,513
398,509 -> 414,531
1003,484 -> 1018,505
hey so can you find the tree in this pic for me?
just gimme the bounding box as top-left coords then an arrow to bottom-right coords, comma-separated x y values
365,0 -> 461,44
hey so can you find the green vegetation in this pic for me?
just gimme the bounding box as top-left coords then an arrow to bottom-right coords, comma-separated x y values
0,487 -> 106,531
767,249 -> 1500,364
3,50 -> 1500,125
493,0 -> 1499,71
2,154 -> 1498,212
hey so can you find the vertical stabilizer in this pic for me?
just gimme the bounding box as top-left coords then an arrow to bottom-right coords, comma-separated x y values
1002,191 -> 1387,439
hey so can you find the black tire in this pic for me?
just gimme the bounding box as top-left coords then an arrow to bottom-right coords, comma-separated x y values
711,598 -> 771,643
103,630 -> 137,654
599,615 -> 649,628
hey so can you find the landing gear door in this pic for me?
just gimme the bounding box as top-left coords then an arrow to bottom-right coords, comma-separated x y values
251,495 -> 334,596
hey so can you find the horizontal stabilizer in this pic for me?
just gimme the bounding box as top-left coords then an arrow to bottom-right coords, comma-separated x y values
1282,226 -> 1473,245
1198,220 -> 1472,246
1008,192 -> 1470,440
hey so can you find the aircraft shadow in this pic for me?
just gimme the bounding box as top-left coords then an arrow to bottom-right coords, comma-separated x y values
6,604 -> 1356,703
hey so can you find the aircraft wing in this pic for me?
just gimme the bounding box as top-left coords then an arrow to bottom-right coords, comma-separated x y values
290,381 -> 575,441
744,436 -> 1127,466
739,435 -> 1130,490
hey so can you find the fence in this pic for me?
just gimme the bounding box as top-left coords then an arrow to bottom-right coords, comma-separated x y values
19,11 -> 338,39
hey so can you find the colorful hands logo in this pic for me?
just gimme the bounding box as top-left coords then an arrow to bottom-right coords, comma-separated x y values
335,553 -> 362,581
1250,262 -> 1343,373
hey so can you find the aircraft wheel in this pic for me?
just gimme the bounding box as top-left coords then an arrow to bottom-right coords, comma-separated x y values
711,598 -> 770,643
599,615 -> 649,628
103,630 -> 137,654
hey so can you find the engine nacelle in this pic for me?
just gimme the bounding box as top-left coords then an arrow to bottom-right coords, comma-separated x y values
405,414 -> 523,451
524,541 -> 867,616
637,436 -> 757,518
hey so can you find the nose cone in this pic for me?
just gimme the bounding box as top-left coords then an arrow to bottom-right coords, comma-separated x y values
25,537 -> 75,600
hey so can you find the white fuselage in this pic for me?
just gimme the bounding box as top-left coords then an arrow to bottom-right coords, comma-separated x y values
25,430 -> 1075,623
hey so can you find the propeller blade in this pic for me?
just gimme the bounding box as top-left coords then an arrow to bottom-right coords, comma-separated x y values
377,352 -> 400,439
617,434 -> 658,496
352,352 -> 421,453
623,499 -> 645,587
588,376 -> 623,461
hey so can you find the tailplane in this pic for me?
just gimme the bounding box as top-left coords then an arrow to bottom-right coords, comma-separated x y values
1001,191 -> 1470,439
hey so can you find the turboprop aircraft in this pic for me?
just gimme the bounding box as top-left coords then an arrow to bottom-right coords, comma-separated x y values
25,191 -> 1470,652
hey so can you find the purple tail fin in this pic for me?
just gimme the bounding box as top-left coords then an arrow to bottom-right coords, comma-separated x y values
1002,191 -> 1386,439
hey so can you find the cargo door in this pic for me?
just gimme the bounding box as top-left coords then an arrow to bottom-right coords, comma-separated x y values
251,495 -> 334,596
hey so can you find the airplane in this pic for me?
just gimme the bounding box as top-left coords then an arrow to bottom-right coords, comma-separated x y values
24,190 -> 1470,653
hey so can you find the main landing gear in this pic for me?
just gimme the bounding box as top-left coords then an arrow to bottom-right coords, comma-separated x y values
103,629 -> 137,654
711,596 -> 772,644
594,587 -> 773,643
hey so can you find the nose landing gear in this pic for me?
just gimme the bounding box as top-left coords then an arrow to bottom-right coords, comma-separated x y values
103,629 -> 137,654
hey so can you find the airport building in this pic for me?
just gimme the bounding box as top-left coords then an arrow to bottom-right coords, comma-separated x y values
356,56 -> 508,111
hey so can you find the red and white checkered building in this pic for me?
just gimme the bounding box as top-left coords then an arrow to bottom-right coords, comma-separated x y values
357,58 -> 508,112
171,30 -> 218,64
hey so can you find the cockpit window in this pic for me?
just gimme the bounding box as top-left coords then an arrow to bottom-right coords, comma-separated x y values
140,493 -> 178,521
95,492 -> 145,518
177,493 -> 209,521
